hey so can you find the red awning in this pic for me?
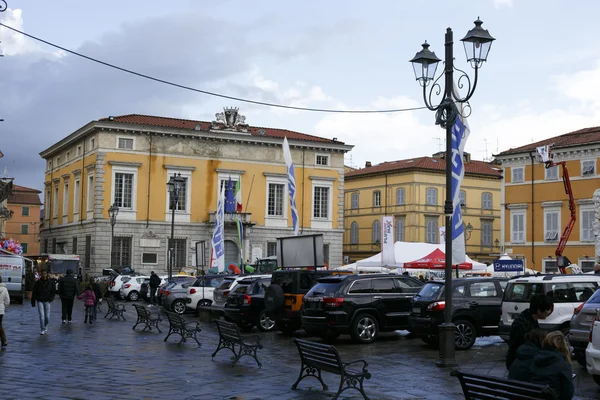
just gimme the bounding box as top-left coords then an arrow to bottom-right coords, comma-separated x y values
403,248 -> 472,270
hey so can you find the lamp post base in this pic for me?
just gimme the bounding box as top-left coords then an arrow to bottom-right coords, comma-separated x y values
436,322 -> 458,368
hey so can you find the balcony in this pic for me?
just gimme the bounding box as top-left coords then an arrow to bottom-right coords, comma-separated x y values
208,211 -> 253,225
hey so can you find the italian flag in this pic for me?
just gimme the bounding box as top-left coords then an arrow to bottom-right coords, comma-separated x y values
235,180 -> 242,212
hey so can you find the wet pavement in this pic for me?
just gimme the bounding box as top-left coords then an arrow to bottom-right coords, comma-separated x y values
0,300 -> 598,400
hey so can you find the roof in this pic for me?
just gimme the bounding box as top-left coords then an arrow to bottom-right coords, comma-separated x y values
98,114 -> 344,145
345,156 -> 502,179
8,184 -> 42,205
495,126 -> 600,157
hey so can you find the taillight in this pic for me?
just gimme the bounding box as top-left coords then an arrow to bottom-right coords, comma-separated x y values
243,294 -> 252,305
223,290 -> 230,298
190,288 -> 196,294
427,301 -> 446,311
111,281 -> 115,287
590,316 -> 597,342
323,297 -> 344,307
123,284 -> 131,289
574,303 -> 584,315
164,291 -> 171,297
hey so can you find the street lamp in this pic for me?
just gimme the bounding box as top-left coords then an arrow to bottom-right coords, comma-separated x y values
410,18 -> 494,368
167,173 -> 185,280
108,202 -> 119,268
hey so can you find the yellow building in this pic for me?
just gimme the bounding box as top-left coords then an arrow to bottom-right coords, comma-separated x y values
343,152 -> 502,264
6,185 -> 42,255
495,127 -> 600,273
39,108 -> 353,275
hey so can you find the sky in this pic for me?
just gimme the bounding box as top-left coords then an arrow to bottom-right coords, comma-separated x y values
1,0 -> 600,191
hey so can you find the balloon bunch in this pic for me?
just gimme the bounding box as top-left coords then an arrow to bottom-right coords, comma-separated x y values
0,237 -> 23,255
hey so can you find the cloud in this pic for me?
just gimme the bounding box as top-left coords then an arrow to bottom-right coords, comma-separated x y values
492,0 -> 514,8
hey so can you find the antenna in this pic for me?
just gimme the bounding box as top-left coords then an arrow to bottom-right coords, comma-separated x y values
433,137 -> 443,152
496,138 -> 499,155
483,138 -> 489,161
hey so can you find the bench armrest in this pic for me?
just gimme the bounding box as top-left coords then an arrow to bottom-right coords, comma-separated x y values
115,304 -> 126,311
343,360 -> 369,372
242,334 -> 262,346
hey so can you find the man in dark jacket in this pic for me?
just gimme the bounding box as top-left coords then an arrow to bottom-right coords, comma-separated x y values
31,269 -> 56,335
506,294 -> 553,369
149,271 -> 161,305
58,269 -> 80,323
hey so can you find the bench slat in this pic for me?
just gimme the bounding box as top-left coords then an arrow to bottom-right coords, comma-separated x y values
454,371 -> 556,400
462,376 -> 550,398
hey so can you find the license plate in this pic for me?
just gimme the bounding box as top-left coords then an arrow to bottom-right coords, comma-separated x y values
412,307 -> 421,314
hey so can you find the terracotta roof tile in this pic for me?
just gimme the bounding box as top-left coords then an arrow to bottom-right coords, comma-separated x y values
345,156 -> 502,179
8,184 -> 42,205
98,114 -> 343,144
496,126 -> 600,157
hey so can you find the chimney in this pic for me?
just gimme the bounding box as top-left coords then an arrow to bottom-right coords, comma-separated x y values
365,161 -> 372,168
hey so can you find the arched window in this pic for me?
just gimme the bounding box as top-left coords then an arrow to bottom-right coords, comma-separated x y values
460,190 -> 466,207
482,222 -> 492,247
372,220 -> 381,243
426,219 -> 438,243
396,218 -> 405,242
426,187 -> 438,205
396,188 -> 405,205
350,222 -> 359,244
482,192 -> 492,210
373,191 -> 381,207
351,193 -> 359,209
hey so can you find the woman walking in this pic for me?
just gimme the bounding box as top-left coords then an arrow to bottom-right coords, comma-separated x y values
31,269 -> 56,335
0,276 -> 10,347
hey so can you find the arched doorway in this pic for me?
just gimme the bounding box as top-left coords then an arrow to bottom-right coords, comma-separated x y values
224,240 -> 240,267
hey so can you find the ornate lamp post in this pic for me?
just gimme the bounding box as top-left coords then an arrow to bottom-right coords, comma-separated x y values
108,203 -> 119,268
167,173 -> 185,280
409,18 -> 495,367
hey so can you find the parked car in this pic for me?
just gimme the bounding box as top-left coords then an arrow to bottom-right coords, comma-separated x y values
185,274 -> 231,312
108,275 -> 135,299
224,277 -> 274,332
302,274 -> 424,343
410,277 -> 508,350
212,275 -> 271,317
587,309 -> 600,386
569,287 -> 600,366
119,276 -> 150,301
161,276 -> 197,314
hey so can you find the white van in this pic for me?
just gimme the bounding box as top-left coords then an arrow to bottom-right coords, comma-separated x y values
499,274 -> 600,340
0,254 -> 25,303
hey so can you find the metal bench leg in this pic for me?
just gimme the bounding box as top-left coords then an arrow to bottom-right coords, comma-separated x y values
292,363 -> 328,391
212,338 -> 236,359
164,328 -> 174,342
236,345 -> 262,368
334,375 -> 370,400
132,317 -> 142,330
191,331 -> 201,347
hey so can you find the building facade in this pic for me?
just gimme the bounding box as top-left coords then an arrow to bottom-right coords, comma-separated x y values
6,185 -> 42,255
495,127 -> 600,273
39,108 -> 353,276
343,153 -> 502,264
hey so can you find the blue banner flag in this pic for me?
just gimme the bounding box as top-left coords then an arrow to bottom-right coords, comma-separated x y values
224,177 -> 236,214
282,137 -> 299,236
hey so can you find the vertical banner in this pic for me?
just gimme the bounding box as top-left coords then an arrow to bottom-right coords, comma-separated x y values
381,216 -> 395,266
282,137 -> 299,236
536,145 -> 550,162
236,218 -> 244,269
439,226 -> 446,245
211,185 -> 225,272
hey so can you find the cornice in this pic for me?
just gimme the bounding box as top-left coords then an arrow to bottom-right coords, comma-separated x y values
164,165 -> 196,171
108,161 -> 142,168
541,201 -> 563,208
215,168 -> 246,175
507,203 -> 528,210
263,172 -> 287,178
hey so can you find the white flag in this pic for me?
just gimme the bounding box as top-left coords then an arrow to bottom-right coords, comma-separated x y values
536,145 -> 550,163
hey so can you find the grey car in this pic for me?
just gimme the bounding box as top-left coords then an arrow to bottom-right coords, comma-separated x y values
161,277 -> 197,314
569,286 -> 599,366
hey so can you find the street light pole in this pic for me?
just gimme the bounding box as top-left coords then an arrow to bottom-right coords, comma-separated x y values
410,18 -> 495,368
108,203 -> 119,269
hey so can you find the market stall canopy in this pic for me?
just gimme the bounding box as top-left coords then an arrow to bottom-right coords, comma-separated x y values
404,248 -> 472,270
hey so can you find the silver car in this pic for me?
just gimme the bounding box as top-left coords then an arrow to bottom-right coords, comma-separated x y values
161,277 -> 197,314
569,286 -> 599,366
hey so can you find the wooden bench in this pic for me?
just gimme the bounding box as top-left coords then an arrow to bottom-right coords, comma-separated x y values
292,338 -> 371,400
452,370 -> 558,400
103,298 -> 126,321
211,319 -> 263,367
132,304 -> 162,333
164,312 -> 202,347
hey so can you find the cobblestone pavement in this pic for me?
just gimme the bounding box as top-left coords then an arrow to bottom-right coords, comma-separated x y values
0,299 -> 598,400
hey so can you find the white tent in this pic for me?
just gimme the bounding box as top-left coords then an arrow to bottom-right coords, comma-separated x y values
354,241 -> 486,271
334,264 -> 393,274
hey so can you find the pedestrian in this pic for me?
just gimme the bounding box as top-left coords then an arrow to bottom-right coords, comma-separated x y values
149,271 -> 161,305
506,294 -> 554,369
508,329 -> 547,382
594,264 -> 600,274
418,275 -> 426,283
33,267 -> 40,281
89,277 -> 102,322
31,269 -> 56,335
77,285 -> 97,324
0,276 -> 10,347
58,269 -> 80,324
530,331 -> 574,400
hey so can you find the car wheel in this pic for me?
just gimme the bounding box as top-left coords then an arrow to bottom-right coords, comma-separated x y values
127,291 -> 139,301
350,313 -> 379,344
257,309 -> 275,332
454,319 -> 476,350
594,375 -> 600,386
172,300 -> 186,315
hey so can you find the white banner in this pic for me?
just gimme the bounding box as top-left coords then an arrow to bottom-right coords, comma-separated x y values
439,226 -> 446,245
211,185 -> 225,272
536,145 -> 550,163
381,216 -> 395,266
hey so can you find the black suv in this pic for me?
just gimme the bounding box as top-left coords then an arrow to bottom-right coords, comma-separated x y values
301,274 -> 424,344
410,277 -> 508,350
224,277 -> 274,332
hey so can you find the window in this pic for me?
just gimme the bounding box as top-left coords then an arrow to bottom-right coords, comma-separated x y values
168,238 -> 187,270
315,154 -> 329,166
580,259 -> 596,273
481,221 -> 492,247
469,282 -> 498,297
142,253 -> 158,264
169,177 -> 188,212
77,146 -> 81,156
372,279 -> 395,293
350,222 -> 359,244
66,151 -> 70,162
73,179 -> 80,214
118,137 -> 134,150
581,209 -> 594,241
267,183 -> 285,216
351,193 -> 359,209
543,259 -> 558,274
52,238 -> 57,253
267,242 -> 277,257
544,210 -> 560,241
63,182 -> 69,216
582,160 -> 596,176
111,237 -> 132,268
87,175 -> 94,214
45,189 -> 50,219
21,224 -> 28,234
396,217 -> 405,242
482,192 -> 492,210
313,186 -> 329,219
21,243 -> 28,253
349,280 -> 371,294
426,188 -> 437,205
323,244 -> 329,265
90,138 -> 95,149
512,167 -> 524,183
459,190 -> 466,207
572,282 -> 597,302
511,211 -> 525,243
43,239 -> 48,253
53,185 -> 59,218
545,165 -> 558,180
21,206 -> 29,216
373,191 -> 381,207
425,217 -> 438,244
56,156 -> 60,166
114,173 -> 133,208
396,188 -> 405,205
72,237 -> 77,254
372,220 -> 381,243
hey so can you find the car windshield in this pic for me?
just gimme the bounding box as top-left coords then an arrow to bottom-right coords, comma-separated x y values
216,278 -> 235,291
416,283 -> 443,300
504,282 -> 543,302
585,288 -> 600,304
230,284 -> 250,295
306,282 -> 342,297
